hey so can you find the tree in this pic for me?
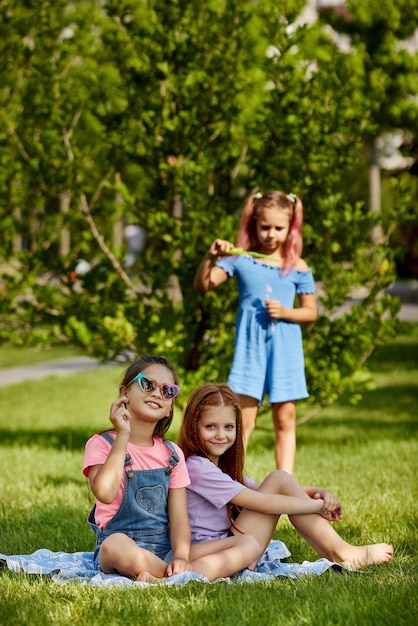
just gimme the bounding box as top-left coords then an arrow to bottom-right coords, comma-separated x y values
0,0 -> 414,418
317,0 -> 418,262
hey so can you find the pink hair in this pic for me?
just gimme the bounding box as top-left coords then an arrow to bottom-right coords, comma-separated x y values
237,191 -> 303,273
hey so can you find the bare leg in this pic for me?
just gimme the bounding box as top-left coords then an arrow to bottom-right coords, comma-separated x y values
271,401 -> 296,473
289,513 -> 394,569
100,533 -> 260,583
238,394 -> 259,452
233,471 -> 393,570
99,533 -> 167,579
232,470 -> 295,564
190,534 -> 260,580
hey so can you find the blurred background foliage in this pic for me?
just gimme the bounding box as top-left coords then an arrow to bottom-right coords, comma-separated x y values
1,0 -> 417,416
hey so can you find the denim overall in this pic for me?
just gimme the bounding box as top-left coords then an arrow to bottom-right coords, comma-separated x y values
88,432 -> 180,568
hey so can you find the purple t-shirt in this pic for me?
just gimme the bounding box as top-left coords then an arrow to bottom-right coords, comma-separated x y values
185,455 -> 256,543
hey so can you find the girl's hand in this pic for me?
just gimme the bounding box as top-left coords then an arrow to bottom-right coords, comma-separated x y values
165,557 -> 193,577
208,239 -> 235,259
264,298 -> 285,319
109,396 -> 131,435
312,489 -> 343,521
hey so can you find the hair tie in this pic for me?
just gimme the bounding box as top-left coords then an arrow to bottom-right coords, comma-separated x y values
286,193 -> 296,204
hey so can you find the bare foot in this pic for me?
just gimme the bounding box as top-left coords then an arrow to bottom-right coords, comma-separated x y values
341,543 -> 393,570
136,571 -> 161,582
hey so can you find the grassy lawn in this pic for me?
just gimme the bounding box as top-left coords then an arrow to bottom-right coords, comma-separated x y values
0,325 -> 417,625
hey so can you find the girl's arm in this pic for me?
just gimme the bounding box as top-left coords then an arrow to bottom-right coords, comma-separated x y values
88,397 -> 131,504
265,257 -> 317,323
231,487 -> 324,516
265,292 -> 317,323
244,479 -> 341,519
165,488 -> 193,576
193,239 -> 233,293
88,432 -> 130,504
303,485 -> 343,520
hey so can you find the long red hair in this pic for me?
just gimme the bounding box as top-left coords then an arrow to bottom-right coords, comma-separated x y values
178,383 -> 245,486
237,190 -> 303,273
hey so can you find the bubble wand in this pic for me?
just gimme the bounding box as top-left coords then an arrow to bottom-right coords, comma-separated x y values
228,247 -> 281,263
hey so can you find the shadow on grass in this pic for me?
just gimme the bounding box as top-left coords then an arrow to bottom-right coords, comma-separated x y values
367,331 -> 418,374
1,504 -> 95,555
0,427 -> 93,450
252,338 -> 418,436
367,324 -> 418,373
252,394 -> 417,452
335,383 -> 418,411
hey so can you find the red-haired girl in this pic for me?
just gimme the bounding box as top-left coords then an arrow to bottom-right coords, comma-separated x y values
178,383 -> 393,571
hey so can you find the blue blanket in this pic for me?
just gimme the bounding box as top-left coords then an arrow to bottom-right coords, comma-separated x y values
0,541 -> 353,586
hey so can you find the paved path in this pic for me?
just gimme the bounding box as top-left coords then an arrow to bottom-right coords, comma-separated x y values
333,300 -> 418,321
0,356 -> 104,387
399,303 -> 418,321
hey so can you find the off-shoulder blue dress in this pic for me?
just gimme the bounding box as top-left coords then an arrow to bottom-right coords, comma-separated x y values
216,255 -> 316,404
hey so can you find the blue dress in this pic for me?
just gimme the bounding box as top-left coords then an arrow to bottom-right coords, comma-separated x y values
216,254 -> 316,404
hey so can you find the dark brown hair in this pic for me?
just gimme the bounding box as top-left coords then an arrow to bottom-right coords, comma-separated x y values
121,354 -> 179,438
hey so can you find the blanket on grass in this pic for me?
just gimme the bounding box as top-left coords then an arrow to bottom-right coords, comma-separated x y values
0,541 -> 355,586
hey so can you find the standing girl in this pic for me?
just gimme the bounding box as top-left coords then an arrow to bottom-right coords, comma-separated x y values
194,191 -> 317,473
178,383 -> 393,571
83,355 -> 259,582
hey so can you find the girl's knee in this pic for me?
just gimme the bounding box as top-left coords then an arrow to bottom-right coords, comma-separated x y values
99,537 -> 114,559
261,469 -> 297,493
272,402 -> 296,428
268,469 -> 293,483
99,533 -> 125,563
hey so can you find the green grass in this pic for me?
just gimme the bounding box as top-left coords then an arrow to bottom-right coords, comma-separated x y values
0,325 -> 417,625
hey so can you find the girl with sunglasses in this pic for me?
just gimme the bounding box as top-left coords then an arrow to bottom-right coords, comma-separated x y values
83,355 -> 260,582
194,191 -> 316,474
178,383 -> 393,571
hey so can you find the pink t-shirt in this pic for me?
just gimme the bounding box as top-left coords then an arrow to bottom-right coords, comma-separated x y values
83,431 -> 190,529
185,455 -> 256,543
